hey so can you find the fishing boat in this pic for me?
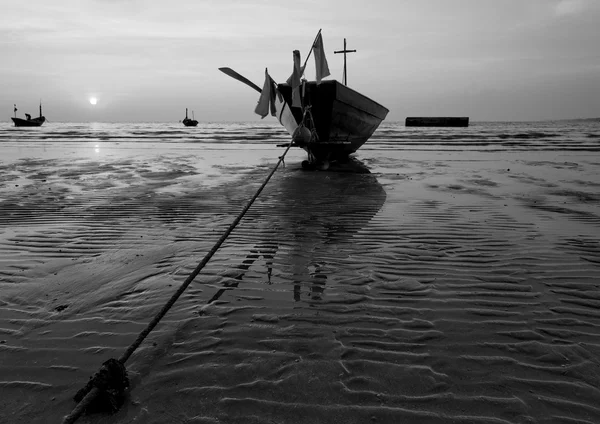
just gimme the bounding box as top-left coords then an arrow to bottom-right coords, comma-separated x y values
220,30 -> 389,169
182,108 -> 198,127
11,103 -> 46,127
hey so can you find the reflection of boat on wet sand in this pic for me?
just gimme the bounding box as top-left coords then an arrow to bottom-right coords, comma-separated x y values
220,30 -> 389,170
280,171 -> 386,300
209,170 -> 386,302
11,103 -> 46,127
182,108 -> 198,127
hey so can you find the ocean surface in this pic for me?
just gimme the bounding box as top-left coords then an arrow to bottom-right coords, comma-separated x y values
1,119 -> 599,151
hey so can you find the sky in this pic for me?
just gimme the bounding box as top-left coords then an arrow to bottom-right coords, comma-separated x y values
2,0 -> 599,123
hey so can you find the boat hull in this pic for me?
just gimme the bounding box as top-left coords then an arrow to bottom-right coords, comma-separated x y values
11,117 -> 45,127
277,80 -> 388,162
182,119 -> 198,127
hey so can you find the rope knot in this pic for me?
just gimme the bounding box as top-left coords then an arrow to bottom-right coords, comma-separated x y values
73,358 -> 129,414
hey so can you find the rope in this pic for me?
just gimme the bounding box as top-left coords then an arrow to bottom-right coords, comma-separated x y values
62,142 -> 294,424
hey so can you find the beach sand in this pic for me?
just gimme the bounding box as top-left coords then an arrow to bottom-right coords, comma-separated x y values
1,142 -> 599,423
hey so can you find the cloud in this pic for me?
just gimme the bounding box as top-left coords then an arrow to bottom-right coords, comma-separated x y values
554,0 -> 587,16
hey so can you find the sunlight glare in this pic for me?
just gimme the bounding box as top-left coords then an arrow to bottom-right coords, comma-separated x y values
89,97 -> 98,105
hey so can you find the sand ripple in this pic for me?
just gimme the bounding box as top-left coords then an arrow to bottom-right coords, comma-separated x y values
0,148 -> 599,423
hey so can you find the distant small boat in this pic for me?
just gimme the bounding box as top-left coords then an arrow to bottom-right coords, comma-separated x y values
11,103 -> 46,127
182,108 -> 198,127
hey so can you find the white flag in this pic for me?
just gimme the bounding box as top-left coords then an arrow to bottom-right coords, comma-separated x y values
313,33 -> 330,84
286,50 -> 303,107
254,68 -> 277,118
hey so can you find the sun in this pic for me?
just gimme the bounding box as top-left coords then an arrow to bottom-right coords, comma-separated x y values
89,97 -> 98,105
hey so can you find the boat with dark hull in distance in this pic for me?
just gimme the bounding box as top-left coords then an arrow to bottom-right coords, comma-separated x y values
11,103 -> 46,127
220,30 -> 389,170
182,108 -> 198,127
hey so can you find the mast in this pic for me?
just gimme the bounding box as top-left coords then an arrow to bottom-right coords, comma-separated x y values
39,102 -> 43,117
186,108 -> 188,119
334,38 -> 356,86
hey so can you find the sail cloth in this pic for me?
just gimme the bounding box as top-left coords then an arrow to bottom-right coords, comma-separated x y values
254,68 -> 299,135
313,32 -> 330,84
254,68 -> 278,119
286,50 -> 303,108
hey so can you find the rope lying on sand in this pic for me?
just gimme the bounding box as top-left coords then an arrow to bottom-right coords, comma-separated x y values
62,142 -> 294,424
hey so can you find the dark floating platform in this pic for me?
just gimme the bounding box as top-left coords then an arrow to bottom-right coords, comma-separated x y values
405,117 -> 469,127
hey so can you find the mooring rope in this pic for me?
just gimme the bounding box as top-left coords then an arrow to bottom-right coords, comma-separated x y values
62,142 -> 294,424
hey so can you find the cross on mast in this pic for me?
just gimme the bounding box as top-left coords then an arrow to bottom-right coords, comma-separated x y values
334,38 -> 356,86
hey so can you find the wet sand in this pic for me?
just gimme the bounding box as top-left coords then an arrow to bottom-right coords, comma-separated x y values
1,142 -> 600,424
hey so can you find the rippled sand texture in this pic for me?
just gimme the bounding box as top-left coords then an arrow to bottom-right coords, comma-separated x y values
1,145 -> 599,424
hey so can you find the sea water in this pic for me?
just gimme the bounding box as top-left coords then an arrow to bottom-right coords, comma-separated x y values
1,119 -> 598,151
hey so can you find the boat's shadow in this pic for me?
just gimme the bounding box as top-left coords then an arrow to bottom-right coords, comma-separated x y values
208,165 -> 386,303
